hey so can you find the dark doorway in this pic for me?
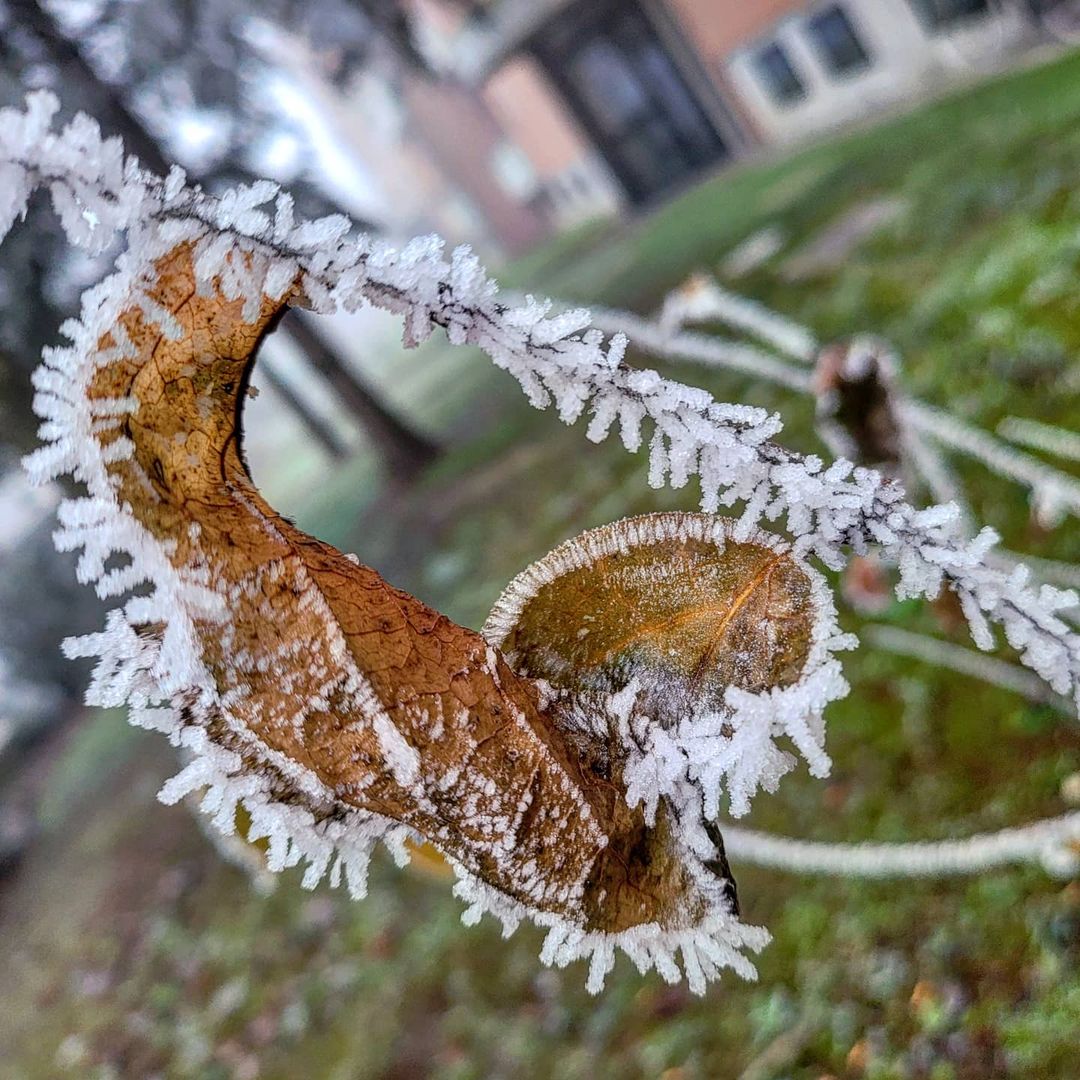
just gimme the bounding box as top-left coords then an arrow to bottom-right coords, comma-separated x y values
529,0 -> 732,205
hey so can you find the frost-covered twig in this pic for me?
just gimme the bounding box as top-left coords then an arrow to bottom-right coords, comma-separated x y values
596,284 -> 1080,529
724,814 -> 1080,878
997,415 -> 1080,465
865,624 -> 1073,712
657,273 -> 817,362
590,306 -> 814,393
901,401 -> 1080,527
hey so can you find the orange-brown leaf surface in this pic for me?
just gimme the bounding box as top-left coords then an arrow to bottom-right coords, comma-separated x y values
489,515 -> 818,722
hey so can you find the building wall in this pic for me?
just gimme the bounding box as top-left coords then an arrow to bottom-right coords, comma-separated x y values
664,0 -> 809,61
402,72 -> 550,255
407,0 -> 1041,244
482,54 -> 623,227
483,56 -> 590,178
720,0 -> 1035,145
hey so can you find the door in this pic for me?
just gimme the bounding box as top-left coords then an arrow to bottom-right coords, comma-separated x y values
529,0 -> 731,205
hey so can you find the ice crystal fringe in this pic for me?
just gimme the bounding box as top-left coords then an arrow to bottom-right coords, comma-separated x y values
4,94 -> 1080,990
190,790 -> 279,897
451,864 -> 770,996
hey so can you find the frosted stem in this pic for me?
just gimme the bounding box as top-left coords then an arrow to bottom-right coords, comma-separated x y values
724,815 -> 1080,877
998,415 -> 1080,464
656,275 -> 818,362
865,623 -> 1074,712
590,306 -> 815,393
902,401 -> 1080,526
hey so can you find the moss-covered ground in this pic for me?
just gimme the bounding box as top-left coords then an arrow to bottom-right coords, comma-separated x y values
4,50 -> 1080,1080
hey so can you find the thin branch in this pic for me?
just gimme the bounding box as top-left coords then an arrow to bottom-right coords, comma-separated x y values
865,623 -> 1074,712
901,401 -> 1080,527
724,814 -> 1080,877
997,415 -> 1080,464
5,94 -> 1075,717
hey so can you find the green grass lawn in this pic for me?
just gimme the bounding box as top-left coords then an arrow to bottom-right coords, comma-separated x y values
5,49 -> 1080,1080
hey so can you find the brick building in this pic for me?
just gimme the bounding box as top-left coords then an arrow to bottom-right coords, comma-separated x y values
414,0 -> 1053,237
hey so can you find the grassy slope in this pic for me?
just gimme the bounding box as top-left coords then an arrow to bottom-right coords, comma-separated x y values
4,51 -> 1080,1080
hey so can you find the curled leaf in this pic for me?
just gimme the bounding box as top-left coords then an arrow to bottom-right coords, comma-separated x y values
76,243 -> 608,921
29,240 -> 855,993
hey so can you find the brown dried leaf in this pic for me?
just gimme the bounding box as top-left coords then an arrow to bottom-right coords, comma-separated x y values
484,514 -> 824,925
486,513 -> 818,724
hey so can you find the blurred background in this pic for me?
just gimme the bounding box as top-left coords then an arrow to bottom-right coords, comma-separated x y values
2,1 -> 1080,1077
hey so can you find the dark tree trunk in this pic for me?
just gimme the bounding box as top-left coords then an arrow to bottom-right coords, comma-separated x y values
283,312 -> 441,481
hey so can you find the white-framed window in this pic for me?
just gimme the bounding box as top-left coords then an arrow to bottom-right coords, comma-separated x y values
753,41 -> 807,106
806,5 -> 873,76
908,0 -> 992,31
